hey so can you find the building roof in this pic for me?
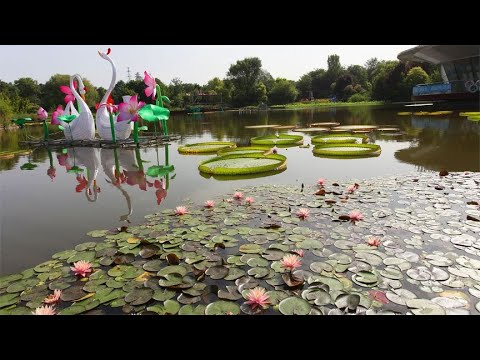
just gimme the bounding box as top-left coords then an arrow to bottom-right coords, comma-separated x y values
398,45 -> 480,64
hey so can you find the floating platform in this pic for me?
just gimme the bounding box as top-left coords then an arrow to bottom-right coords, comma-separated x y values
20,134 -> 181,149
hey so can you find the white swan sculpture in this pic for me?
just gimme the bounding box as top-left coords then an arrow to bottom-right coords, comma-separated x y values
65,147 -> 101,201
96,49 -> 133,140
58,74 -> 95,140
101,148 -> 134,221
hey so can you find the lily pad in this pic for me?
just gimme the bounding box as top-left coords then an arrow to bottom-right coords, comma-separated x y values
205,300 -> 241,315
278,297 -> 311,315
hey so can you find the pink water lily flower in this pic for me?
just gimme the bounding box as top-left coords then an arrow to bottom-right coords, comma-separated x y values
33,305 -> 56,315
144,71 -> 157,100
51,105 -> 64,125
245,197 -> 254,205
117,95 -> 145,122
204,200 -> 215,208
292,249 -> 305,257
60,81 -> 77,104
37,107 -> 48,120
349,210 -> 364,223
44,289 -> 62,304
296,208 -> 310,220
246,287 -> 271,310
367,237 -> 381,247
346,185 -> 356,193
281,254 -> 302,271
71,260 -> 93,277
233,192 -> 244,200
317,178 -> 326,186
175,206 -> 188,216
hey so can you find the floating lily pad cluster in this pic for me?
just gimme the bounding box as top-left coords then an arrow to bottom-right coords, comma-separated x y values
198,153 -> 287,175
178,142 -> 236,154
311,133 -> 367,145
313,143 -> 381,157
1,171 -> 480,315
250,134 -> 303,146
217,146 -> 272,156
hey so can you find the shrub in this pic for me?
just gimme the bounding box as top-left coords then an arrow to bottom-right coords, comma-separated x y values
348,93 -> 370,102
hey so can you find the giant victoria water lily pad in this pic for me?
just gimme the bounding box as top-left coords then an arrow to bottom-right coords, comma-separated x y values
178,142 -> 236,154
250,134 -> 303,146
313,143 -> 381,157
198,153 -> 287,176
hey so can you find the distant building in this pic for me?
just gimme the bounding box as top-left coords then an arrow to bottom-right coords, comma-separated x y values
398,45 -> 479,101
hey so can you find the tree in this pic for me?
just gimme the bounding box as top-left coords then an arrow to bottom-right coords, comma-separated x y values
346,65 -> 368,88
13,77 -> 41,104
268,78 -> 298,105
332,74 -> 354,100
205,77 -> 231,104
0,94 -> 13,126
40,74 -> 99,111
96,87 -> 107,102
258,70 -> 275,93
326,54 -> 343,85
310,69 -> 330,98
227,57 -> 265,106
365,57 -> 379,81
296,73 -> 312,99
405,66 -> 431,88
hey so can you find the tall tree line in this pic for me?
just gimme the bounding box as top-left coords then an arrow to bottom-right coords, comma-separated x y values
0,54 -> 440,124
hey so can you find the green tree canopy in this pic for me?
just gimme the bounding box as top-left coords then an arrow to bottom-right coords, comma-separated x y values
40,74 -> 99,111
227,57 -> 267,106
268,78 -> 298,105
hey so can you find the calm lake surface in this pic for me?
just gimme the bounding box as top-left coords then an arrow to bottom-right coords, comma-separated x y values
1,106 -> 479,275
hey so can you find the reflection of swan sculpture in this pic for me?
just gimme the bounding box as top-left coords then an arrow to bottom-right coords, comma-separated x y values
65,148 -> 101,201
96,49 -> 133,140
101,148 -> 136,222
57,75 -> 95,140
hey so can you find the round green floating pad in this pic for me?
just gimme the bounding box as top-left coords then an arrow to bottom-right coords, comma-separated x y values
250,134 -> 303,146
244,125 -> 280,129
198,153 -> 287,175
217,146 -> 271,156
273,125 -> 297,130
178,142 -> 236,154
311,133 -> 366,145
292,128 -> 329,133
467,116 -> 480,121
313,143 -> 381,157
332,125 -> 378,131
310,122 -> 340,127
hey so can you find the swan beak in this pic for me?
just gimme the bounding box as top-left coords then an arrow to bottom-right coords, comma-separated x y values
81,94 -> 86,101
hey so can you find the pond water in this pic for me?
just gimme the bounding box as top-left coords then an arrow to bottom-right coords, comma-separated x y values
1,106 -> 479,276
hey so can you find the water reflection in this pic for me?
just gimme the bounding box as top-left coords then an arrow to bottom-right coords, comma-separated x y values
394,115 -> 480,171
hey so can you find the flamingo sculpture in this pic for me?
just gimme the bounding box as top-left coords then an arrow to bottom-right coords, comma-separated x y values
55,74 -> 95,140
96,49 -> 133,140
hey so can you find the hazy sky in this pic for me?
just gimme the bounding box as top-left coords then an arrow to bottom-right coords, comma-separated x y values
0,45 -> 413,88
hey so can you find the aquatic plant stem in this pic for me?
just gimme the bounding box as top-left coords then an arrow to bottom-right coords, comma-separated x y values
108,110 -> 117,145
133,122 -> 139,144
43,121 -> 49,141
134,148 -> 144,172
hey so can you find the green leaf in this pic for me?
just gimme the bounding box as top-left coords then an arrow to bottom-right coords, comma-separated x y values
278,297 -> 311,315
205,300 -> 240,315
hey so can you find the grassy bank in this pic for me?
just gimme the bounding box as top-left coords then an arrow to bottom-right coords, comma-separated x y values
281,101 -> 384,109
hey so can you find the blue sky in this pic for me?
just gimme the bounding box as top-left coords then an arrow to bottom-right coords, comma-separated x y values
0,45 -> 413,88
